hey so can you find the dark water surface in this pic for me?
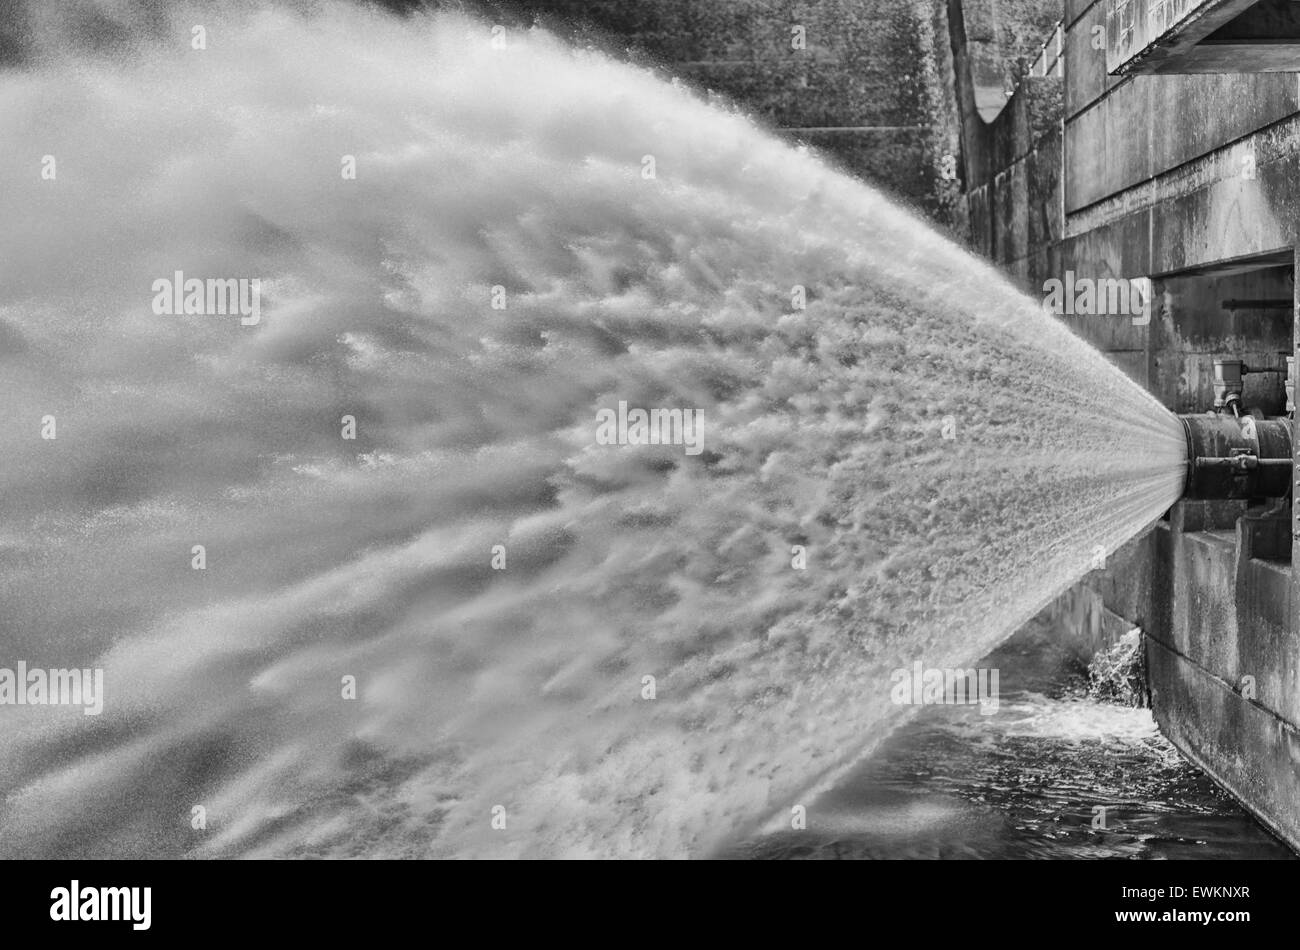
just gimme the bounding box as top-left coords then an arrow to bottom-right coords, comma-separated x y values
736,619 -> 1296,860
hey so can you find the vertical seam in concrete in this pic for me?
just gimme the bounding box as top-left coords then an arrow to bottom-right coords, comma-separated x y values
1293,243 -> 1299,569
1146,74 -> 1155,393
1147,141 -> 1155,391
1146,75 -> 1154,199
1147,208 -> 1155,392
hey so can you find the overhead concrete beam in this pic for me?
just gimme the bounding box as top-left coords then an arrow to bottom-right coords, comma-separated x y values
1107,0 -> 1300,75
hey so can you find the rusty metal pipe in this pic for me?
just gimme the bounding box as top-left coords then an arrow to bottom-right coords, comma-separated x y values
1179,413 -> 1292,500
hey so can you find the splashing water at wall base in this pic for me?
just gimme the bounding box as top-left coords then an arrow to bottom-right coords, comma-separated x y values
0,2 -> 1186,858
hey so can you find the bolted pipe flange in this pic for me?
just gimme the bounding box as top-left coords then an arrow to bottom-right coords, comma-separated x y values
1178,413 -> 1292,500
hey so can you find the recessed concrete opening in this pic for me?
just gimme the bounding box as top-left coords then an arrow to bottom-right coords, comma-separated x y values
1153,250 -> 1294,577
1108,0 -> 1300,75
1152,252 -> 1294,417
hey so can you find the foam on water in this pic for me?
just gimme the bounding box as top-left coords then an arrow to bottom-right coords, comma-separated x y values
0,1 -> 1186,858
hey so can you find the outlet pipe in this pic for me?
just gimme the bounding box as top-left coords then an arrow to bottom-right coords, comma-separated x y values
1178,413 -> 1292,499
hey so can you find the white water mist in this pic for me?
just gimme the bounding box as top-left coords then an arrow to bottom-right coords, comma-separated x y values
0,1 -> 1186,858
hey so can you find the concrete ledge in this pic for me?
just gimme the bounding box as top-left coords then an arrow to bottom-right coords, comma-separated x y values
1106,0 -> 1260,75
1147,635 -> 1300,851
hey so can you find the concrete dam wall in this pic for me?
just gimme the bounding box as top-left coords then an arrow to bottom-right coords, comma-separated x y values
961,0 -> 1300,851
